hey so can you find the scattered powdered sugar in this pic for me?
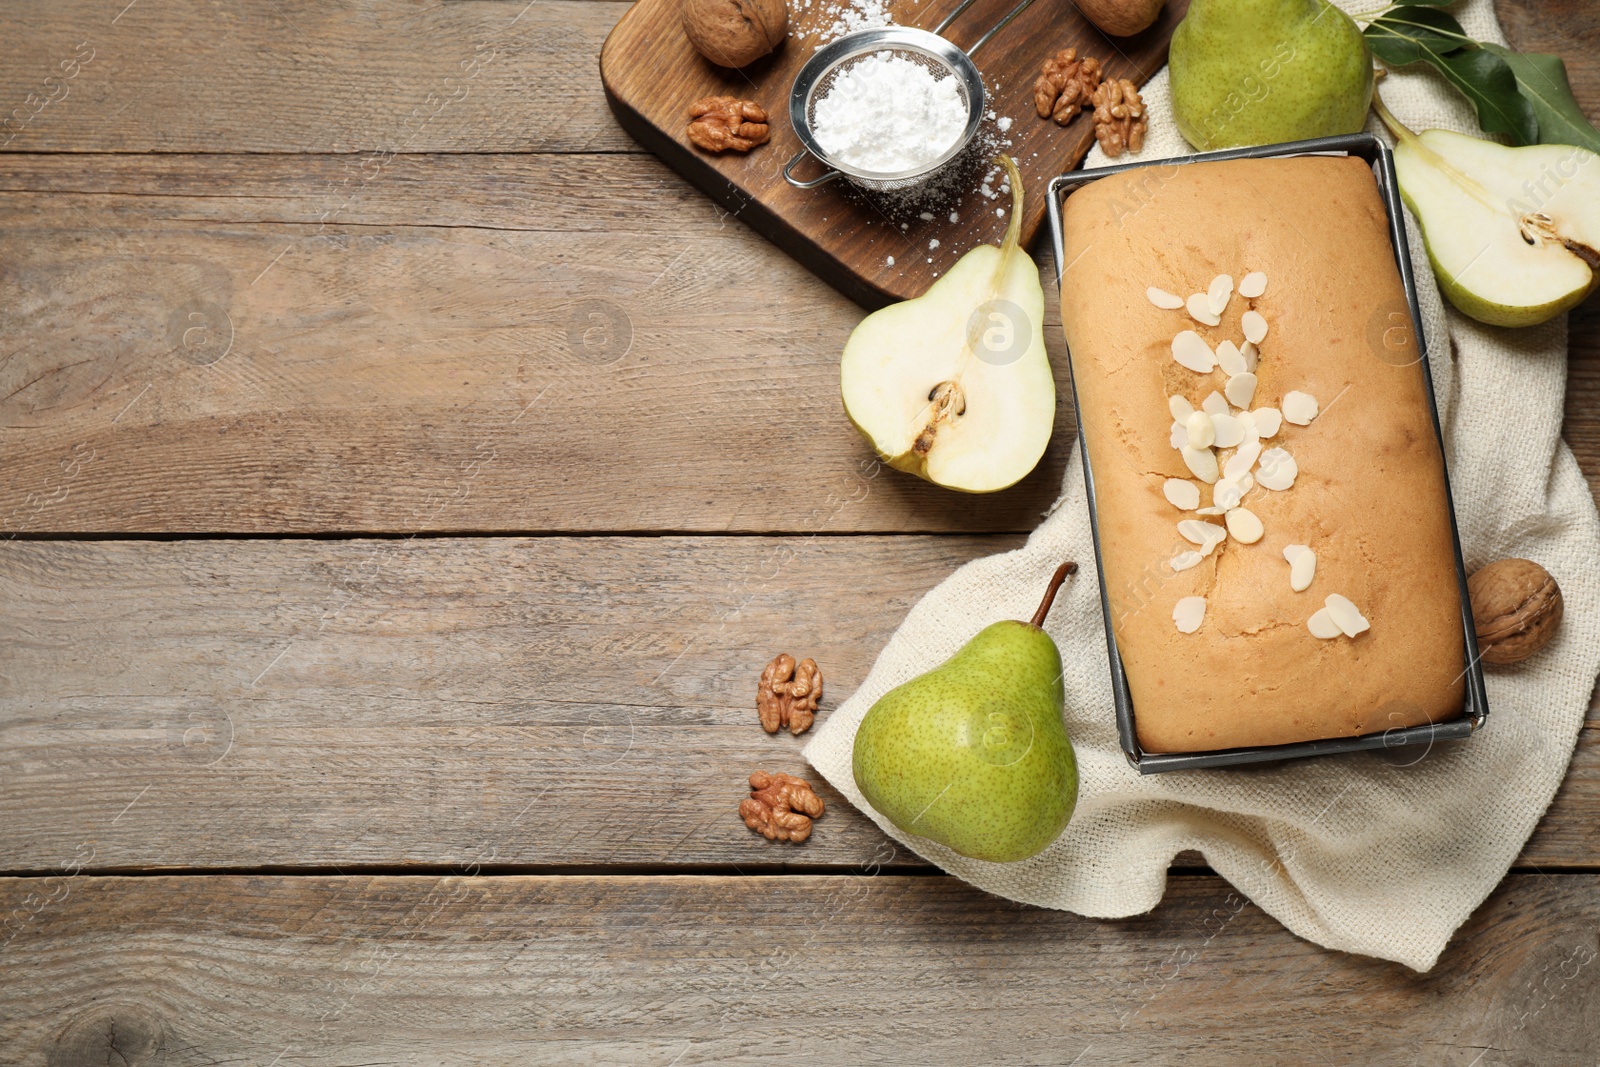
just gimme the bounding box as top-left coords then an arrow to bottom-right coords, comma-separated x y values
791,0 -> 895,43
811,51 -> 967,174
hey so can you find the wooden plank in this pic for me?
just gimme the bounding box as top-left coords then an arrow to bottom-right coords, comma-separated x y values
0,153 -> 1075,534
0,535 -> 1011,873
600,0 -> 1187,306
2,536 -> 1595,874
4,152 -> 1600,532
2,872 -> 1598,1062
0,0 -> 633,154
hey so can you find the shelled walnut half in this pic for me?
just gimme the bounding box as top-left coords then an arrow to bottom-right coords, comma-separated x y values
687,96 -> 771,153
1034,48 -> 1103,126
758,653 -> 822,735
1092,77 -> 1147,157
740,771 -> 825,843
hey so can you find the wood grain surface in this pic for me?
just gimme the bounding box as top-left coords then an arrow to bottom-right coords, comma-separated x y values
2,873 -> 1598,1064
0,153 -> 1074,534
1,535 -> 1595,875
0,0 -> 634,154
601,0 -> 1188,305
0,0 -> 1598,1061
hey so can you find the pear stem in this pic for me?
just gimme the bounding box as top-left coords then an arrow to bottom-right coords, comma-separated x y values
1029,561 -> 1078,628
1368,80 -> 1419,149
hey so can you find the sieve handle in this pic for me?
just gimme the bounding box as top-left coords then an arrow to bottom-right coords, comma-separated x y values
783,149 -> 842,189
963,0 -> 1040,56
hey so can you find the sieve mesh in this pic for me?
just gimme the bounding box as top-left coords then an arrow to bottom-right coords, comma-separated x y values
804,48 -> 970,191
786,28 -> 986,192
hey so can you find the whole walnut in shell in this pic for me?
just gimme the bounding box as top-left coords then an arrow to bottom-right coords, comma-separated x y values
682,0 -> 787,69
1467,558 -> 1563,665
1075,0 -> 1164,37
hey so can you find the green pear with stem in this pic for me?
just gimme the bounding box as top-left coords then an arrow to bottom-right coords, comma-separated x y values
1170,0 -> 1373,150
840,155 -> 1053,493
1373,89 -> 1600,328
852,562 -> 1080,863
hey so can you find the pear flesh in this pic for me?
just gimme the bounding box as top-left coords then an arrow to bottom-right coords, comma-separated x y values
840,155 -> 1054,493
852,563 -> 1080,864
1384,113 -> 1600,327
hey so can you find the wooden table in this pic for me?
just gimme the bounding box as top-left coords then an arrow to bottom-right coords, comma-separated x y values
1,1 -> 1596,1061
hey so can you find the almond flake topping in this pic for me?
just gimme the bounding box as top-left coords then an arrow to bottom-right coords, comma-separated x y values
1163,478 -> 1201,510
1212,477 -> 1245,510
1324,593 -> 1371,637
1178,519 -> 1226,547
1210,412 -> 1246,448
1283,544 -> 1316,592
1185,411 -> 1216,449
1172,330 -> 1217,373
1235,410 -> 1261,447
1216,340 -> 1247,377
1225,506 -> 1264,544
1240,341 -> 1260,371
1173,596 -> 1206,634
1187,293 -> 1221,327
1147,287 -> 1185,310
1207,274 -> 1234,316
1307,608 -> 1342,639
1224,372 -> 1258,410
1182,445 -> 1219,483
1255,447 -> 1297,491
1241,309 -> 1269,344
1196,506 -> 1226,516
1282,390 -> 1319,426
1201,391 -> 1229,416
1169,395 -> 1195,421
1251,407 -> 1282,438
1170,421 -> 1188,449
1170,550 -> 1204,572
1223,440 -> 1262,482
1238,271 -> 1267,298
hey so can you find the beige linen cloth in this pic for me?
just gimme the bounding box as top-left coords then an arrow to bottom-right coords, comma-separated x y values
805,0 -> 1600,971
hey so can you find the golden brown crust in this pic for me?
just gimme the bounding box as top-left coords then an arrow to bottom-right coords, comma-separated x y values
1059,156 -> 1465,753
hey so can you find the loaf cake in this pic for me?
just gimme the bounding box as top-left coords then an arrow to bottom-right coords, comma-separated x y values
1059,154 -> 1465,753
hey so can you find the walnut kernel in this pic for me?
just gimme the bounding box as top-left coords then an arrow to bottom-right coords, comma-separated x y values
1033,49 -> 1103,126
687,96 -> 771,154
757,653 -> 822,735
1468,558 -> 1563,665
1092,77 -> 1147,157
740,771 -> 824,843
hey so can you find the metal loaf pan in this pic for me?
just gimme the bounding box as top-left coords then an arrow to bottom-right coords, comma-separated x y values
1045,133 -> 1490,775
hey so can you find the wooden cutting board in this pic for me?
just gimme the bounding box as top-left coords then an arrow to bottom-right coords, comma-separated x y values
601,0 -> 1189,307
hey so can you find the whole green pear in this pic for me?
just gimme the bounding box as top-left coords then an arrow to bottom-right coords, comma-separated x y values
1169,0 -> 1373,151
852,563 -> 1079,863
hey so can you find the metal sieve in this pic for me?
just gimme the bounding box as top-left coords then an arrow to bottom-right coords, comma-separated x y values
783,0 -> 1040,192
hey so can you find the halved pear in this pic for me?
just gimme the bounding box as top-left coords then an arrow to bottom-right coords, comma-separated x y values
841,156 -> 1055,493
1376,93 -> 1600,328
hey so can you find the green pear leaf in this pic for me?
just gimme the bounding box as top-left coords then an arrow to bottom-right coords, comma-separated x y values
1434,48 -> 1540,146
1364,7 -> 1472,66
1365,9 -> 1537,145
1481,46 -> 1600,153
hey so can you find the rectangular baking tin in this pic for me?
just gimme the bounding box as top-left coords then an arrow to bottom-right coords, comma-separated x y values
1046,133 -> 1490,775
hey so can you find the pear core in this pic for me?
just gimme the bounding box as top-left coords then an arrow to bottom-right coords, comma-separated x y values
1375,92 -> 1600,328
